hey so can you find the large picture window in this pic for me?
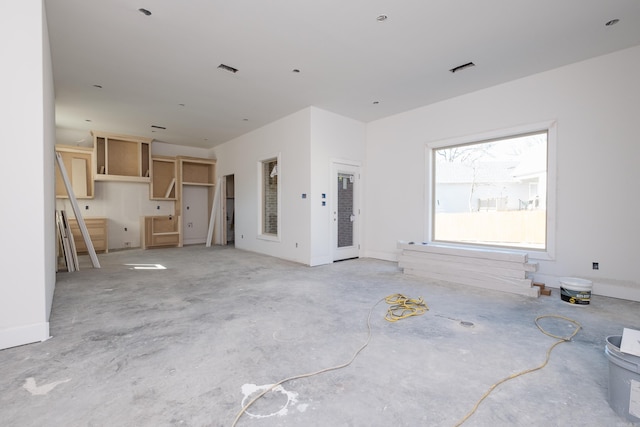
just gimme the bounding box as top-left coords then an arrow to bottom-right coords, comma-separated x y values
431,127 -> 552,252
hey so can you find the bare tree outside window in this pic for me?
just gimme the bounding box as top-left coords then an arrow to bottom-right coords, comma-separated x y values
433,131 -> 547,250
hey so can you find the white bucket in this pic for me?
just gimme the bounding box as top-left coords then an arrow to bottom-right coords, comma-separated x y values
560,277 -> 592,306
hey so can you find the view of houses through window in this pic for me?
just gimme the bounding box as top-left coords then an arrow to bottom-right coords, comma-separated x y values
433,131 -> 547,250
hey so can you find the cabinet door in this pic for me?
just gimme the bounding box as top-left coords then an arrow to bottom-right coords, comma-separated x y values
55,147 -> 94,199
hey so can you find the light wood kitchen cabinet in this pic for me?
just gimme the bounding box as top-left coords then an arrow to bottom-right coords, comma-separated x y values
67,217 -> 108,253
141,215 -> 180,249
92,131 -> 152,182
55,145 -> 94,199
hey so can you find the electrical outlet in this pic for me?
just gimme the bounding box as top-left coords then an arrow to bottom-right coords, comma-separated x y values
592,262 -> 599,270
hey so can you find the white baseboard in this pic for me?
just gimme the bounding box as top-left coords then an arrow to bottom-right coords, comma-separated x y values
533,273 -> 640,302
362,250 -> 398,263
309,256 -> 332,267
0,322 -> 50,350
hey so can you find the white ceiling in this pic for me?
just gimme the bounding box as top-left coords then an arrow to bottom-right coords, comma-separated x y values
45,0 -> 640,149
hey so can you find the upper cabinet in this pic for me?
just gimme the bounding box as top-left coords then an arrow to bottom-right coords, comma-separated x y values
150,156 -> 177,200
55,145 -> 94,199
178,156 -> 216,186
92,131 -> 153,182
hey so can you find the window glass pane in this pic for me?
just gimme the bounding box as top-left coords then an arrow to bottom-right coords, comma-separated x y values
262,159 -> 278,235
433,132 -> 547,250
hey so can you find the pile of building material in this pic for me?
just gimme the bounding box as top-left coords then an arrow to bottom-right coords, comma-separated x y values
56,210 -> 78,272
397,241 -> 539,298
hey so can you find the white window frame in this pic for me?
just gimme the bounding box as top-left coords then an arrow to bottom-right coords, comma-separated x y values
425,120 -> 557,260
257,153 -> 281,242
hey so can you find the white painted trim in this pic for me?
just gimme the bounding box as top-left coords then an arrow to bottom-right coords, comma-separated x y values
363,250 -> 398,262
0,322 -> 50,350
330,159 -> 362,261
534,273 -> 640,302
309,256 -> 333,267
424,120 -> 557,261
257,152 -> 282,242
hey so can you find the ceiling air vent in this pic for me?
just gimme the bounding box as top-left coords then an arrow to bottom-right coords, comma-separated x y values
449,61 -> 475,73
218,64 -> 239,74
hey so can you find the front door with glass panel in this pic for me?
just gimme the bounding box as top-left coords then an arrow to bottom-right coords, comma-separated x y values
332,163 -> 360,261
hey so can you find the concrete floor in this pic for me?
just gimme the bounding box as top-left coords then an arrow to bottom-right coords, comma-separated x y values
1,245 -> 639,427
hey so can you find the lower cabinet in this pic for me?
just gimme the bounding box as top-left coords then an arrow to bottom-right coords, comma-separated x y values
141,216 -> 180,249
68,218 -> 108,253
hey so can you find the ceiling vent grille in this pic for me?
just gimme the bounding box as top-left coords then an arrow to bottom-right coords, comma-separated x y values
449,61 -> 475,73
218,64 -> 239,74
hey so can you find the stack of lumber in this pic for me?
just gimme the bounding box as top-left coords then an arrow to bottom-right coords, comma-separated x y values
397,241 -> 539,298
56,210 -> 79,272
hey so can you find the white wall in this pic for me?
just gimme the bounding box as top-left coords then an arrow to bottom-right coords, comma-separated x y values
56,182 -> 175,249
309,107 -> 366,265
213,109 -> 312,264
211,107 -> 365,266
365,45 -> 640,300
43,2 -> 57,319
0,0 -> 56,349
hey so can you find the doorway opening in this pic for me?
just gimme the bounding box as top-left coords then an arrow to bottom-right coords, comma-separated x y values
225,175 -> 235,246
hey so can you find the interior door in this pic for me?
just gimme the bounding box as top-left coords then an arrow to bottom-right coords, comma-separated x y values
332,162 -> 360,261
182,185 -> 209,245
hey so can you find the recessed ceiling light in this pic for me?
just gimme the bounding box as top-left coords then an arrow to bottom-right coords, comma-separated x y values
376,14 -> 388,22
605,19 -> 620,26
138,8 -> 152,16
449,61 -> 476,73
373,101 -> 380,105
178,103 -> 185,107
85,119 -> 92,122
92,84 -> 102,89
292,69 -> 301,73
243,118 -> 249,121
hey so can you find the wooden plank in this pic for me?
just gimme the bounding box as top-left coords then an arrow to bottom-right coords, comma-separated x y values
206,178 -> 221,247
399,259 -> 533,286
56,211 -> 74,272
60,210 -> 79,271
164,178 -> 176,198
398,255 -> 530,279
399,250 -> 537,273
403,267 -> 539,298
397,241 -> 528,263
56,152 -> 100,269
